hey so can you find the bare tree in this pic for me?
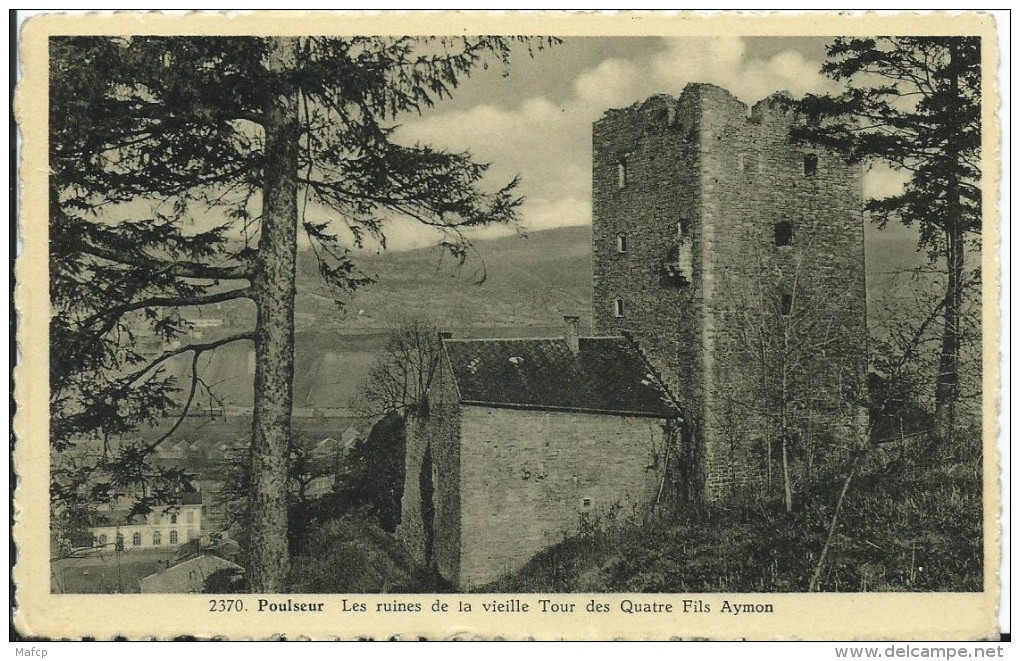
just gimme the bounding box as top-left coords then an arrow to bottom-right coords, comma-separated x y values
718,226 -> 866,513
356,319 -> 443,420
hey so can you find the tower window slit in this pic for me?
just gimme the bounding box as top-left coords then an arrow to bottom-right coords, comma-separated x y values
780,293 -> 793,316
804,154 -> 818,176
774,221 -> 793,247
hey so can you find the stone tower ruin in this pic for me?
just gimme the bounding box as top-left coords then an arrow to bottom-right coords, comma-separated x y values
592,83 -> 869,502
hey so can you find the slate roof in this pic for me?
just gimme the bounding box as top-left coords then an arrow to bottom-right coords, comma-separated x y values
139,554 -> 243,594
92,492 -> 204,527
442,337 -> 677,418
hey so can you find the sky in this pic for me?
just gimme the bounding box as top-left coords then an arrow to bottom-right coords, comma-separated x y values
361,35 -> 913,252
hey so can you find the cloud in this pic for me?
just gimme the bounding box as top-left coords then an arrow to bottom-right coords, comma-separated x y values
863,162 -> 910,201
392,37 -> 841,246
650,38 -> 834,104
572,58 -> 642,110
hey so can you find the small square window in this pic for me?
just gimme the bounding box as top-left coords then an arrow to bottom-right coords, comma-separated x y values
804,154 -> 818,176
613,299 -> 625,318
780,293 -> 793,316
774,221 -> 793,247
581,497 -> 592,508
616,233 -> 627,254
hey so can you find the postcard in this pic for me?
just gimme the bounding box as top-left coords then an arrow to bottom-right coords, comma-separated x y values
13,10 -> 1002,640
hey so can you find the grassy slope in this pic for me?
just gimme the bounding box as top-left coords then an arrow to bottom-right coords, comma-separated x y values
483,436 -> 982,593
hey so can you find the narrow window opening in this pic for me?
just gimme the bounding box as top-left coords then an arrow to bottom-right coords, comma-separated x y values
780,293 -> 793,317
774,221 -> 794,247
170,530 -> 179,544
613,299 -> 625,318
616,233 -> 627,254
581,497 -> 592,508
617,160 -> 627,189
737,153 -> 745,172
153,531 -> 161,546
132,532 -> 142,546
804,154 -> 818,176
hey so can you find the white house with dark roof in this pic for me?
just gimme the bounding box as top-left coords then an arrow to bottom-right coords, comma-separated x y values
89,492 -> 203,552
397,317 -> 679,588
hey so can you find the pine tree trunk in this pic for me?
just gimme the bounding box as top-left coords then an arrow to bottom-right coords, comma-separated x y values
934,44 -> 965,441
934,223 -> 964,437
248,36 -> 300,593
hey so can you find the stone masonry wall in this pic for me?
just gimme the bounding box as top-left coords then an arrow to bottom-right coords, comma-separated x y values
592,92 -> 706,477
457,407 -> 665,588
697,88 -> 868,500
396,348 -> 461,583
592,83 -> 868,502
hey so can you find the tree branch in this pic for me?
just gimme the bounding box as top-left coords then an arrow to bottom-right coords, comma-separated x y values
123,332 -> 256,388
80,286 -> 253,330
82,243 -> 253,281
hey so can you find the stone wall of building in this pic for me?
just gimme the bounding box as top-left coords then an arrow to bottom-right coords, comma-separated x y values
457,407 -> 665,587
396,348 -> 461,583
698,88 -> 868,499
592,91 -> 708,496
592,83 -> 868,502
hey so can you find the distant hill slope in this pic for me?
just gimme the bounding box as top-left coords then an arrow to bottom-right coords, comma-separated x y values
183,222 -> 930,411
297,225 -> 595,334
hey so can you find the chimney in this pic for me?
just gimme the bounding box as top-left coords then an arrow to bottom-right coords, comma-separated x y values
563,315 -> 581,354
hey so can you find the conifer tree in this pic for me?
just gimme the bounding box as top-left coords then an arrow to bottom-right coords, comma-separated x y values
792,37 -> 981,436
49,35 -> 552,590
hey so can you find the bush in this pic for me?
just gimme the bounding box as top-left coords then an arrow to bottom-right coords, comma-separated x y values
286,518 -> 419,593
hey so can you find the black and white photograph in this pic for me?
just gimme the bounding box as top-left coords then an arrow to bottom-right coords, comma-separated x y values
13,10 -> 1002,641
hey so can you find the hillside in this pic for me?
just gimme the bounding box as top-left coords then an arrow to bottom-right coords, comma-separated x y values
297,224 -> 595,334
175,222 -> 930,411
480,437 -> 982,593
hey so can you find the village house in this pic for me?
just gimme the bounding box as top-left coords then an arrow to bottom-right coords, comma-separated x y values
139,553 -> 243,593
398,324 -> 679,587
89,492 -> 203,552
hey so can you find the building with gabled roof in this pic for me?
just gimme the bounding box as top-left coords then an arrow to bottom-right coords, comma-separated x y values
398,321 -> 679,587
89,492 -> 203,553
398,82 -> 867,589
139,553 -> 242,593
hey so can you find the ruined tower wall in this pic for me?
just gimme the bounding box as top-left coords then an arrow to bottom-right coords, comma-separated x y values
592,91 -> 706,434
698,88 -> 868,499
593,83 -> 868,502
396,349 -> 462,584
